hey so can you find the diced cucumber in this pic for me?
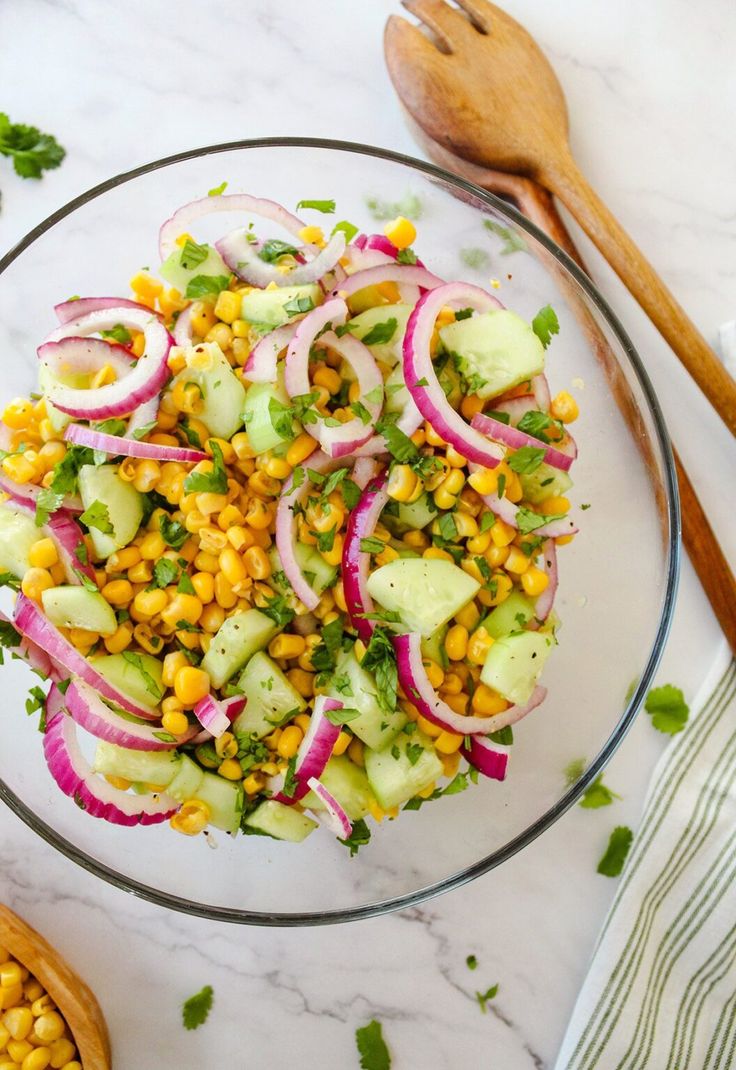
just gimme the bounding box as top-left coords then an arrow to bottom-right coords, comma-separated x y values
484,591 -> 536,640
421,624 -> 449,670
90,652 -> 164,711
243,800 -> 317,842
0,503 -> 45,579
365,731 -> 443,810
172,342 -> 246,440
384,362 -> 410,413
233,651 -> 307,739
38,363 -> 87,433
93,741 -> 179,786
520,462 -> 573,505
383,493 -> 436,535
480,630 -> 554,705
327,649 -> 407,751
201,608 -> 279,689
194,772 -> 243,833
241,284 -> 322,329
439,310 -> 545,399
41,585 -> 117,637
160,243 -> 229,294
77,464 -> 144,560
348,303 -> 413,367
301,755 -> 375,819
269,544 -> 337,600
366,558 -> 480,637
166,754 -> 205,804
242,380 -> 298,455
437,358 -> 463,408
345,284 -> 391,315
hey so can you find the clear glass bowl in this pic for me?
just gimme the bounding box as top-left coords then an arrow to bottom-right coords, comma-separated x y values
0,140 -> 679,925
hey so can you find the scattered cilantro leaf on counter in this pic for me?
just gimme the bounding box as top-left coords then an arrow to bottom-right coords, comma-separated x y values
597,826 -> 633,877
361,318 -> 398,346
0,618 -> 21,663
483,219 -> 526,254
0,113 -> 65,179
79,500 -> 113,536
208,181 -> 228,196
466,954 -> 478,970
297,198 -> 335,213
338,817 -> 371,857
182,984 -> 214,1031
355,1019 -> 391,1070
476,984 -> 499,1013
644,684 -> 689,736
531,304 -> 560,348
579,775 -> 621,809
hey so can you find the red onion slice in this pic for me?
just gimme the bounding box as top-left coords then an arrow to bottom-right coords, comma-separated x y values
0,608 -> 58,679
173,305 -> 194,347
403,284 -> 507,467
66,679 -> 195,749
39,308 -> 172,419
351,456 -> 380,490
330,263 -> 444,300
193,693 -> 246,739
125,397 -> 160,440
394,632 -> 547,735
159,193 -> 310,260
463,736 -> 509,781
491,395 -> 539,424
471,412 -> 575,472
5,495 -> 94,585
39,337 -> 135,378
342,469 -> 389,642
531,373 -> 552,410
244,323 -> 297,383
217,229 -> 346,287
273,696 -> 342,804
469,467 -> 578,538
43,701 -> 178,826
276,449 -> 338,611
532,540 -> 558,622
64,423 -> 206,463
54,296 -> 160,325
14,594 -> 158,719
307,777 -> 352,838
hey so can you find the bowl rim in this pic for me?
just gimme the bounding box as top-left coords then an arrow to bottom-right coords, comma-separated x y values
0,136 -> 680,926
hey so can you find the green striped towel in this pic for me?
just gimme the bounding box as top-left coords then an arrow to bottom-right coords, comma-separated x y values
556,656 -> 736,1070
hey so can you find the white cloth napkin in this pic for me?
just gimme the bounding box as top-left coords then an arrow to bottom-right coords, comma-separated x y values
555,654 -> 736,1070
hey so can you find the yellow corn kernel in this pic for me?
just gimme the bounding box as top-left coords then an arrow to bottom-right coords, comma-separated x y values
100,578 -> 133,606
214,731 -> 238,761
126,560 -> 152,585
139,531 -> 166,560
387,464 -> 420,503
247,471 -> 280,500
161,709 -> 190,737
384,216 -> 416,249
132,588 -> 168,618
31,1012 -> 64,1045
342,737 -> 363,768
89,363 -> 118,390
174,666 -> 210,707
195,492 -> 228,517
3,1006 -> 33,1040
443,692 -> 469,715
130,459 -> 160,494
132,623 -> 163,655
23,978 -> 43,1002
472,684 -> 509,716
433,471 -> 465,511
216,546 -> 246,588
299,224 -> 325,245
537,495 -> 571,517
453,512 -> 479,539
490,519 -> 515,548
101,622 -> 132,655
2,398 -> 34,430
20,568 -> 54,602
204,323 -> 233,351
422,546 -> 453,562
198,603 -> 225,634
189,301 -> 218,337
306,501 -> 343,533
444,444 -> 467,469
230,433 -> 255,462
269,634 -> 306,660
481,571 -> 513,608
215,504 -> 243,533
106,546 -> 141,572
550,390 -> 579,423
161,651 -> 189,688
444,624 -> 469,662
243,545 -> 271,580
423,421 -> 446,448
213,757 -> 241,782
450,603 -> 478,634
434,730 -> 464,755
243,772 -> 265,796
37,440 -> 66,468
286,433 -> 318,467
2,454 -> 37,484
214,572 -> 238,609
312,365 -> 341,395
212,289 -> 241,325
402,529 -> 429,551
285,668 -> 313,699
373,542 -> 398,568
276,725 -> 304,760
504,546 -> 531,574
170,799 -> 211,836
193,550 -> 220,574
130,271 -> 162,305
422,659 -> 445,689
29,995 -> 54,1017
521,566 -> 550,597
27,539 -> 58,570
460,393 -> 485,420
162,593 -> 203,627
189,571 -> 214,604
467,626 -> 494,665
555,533 -> 575,547
223,526 -> 252,553
47,1038 -> 77,1067
331,730 -> 351,756
485,544 -> 510,568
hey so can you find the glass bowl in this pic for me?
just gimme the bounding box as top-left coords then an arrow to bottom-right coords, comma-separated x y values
0,139 -> 679,925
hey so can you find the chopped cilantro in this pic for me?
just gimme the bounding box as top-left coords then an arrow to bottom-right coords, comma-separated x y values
531,304 -> 560,349
35,445 -> 93,526
516,409 -> 565,444
355,1019 -> 391,1070
360,536 -> 386,555
479,511 -> 496,533
185,274 -> 231,299
260,594 -> 295,628
489,726 -> 513,745
361,627 -> 398,715
148,558 -> 179,590
179,238 -> 209,271
311,617 -> 345,676
466,954 -> 478,970
579,775 -> 621,809
283,294 -> 315,317
159,514 -> 188,551
507,446 -> 546,475
208,181 -> 228,196
296,198 -> 335,213
341,478 -> 362,511
564,757 -> 586,786
268,396 -> 297,441
315,528 -> 335,553
644,684 -> 689,735
396,247 -> 417,265
331,220 -> 359,244
338,817 -> 371,857
405,742 -> 424,766
597,826 -> 633,877
79,499 -> 113,536
483,219 -> 527,254
350,400 -> 372,425
496,473 -> 506,500
177,572 -> 196,596
323,705 -> 360,725
182,985 -> 214,1031
361,318 -> 398,346
437,513 -> 458,542
258,239 -> 299,263
121,651 -> 163,700
100,324 -> 132,345
183,441 -> 227,494
282,755 -> 298,799
460,247 -> 490,270
515,506 -> 566,535
476,984 -> 499,1013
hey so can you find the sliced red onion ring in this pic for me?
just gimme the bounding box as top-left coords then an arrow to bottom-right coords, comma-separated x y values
64,423 -> 206,463
273,696 -> 342,804
244,323 -> 296,383
0,474 -> 83,514
533,540 -> 558,622
342,469 -> 389,642
217,229 -> 346,287
0,608 -> 58,679
471,412 -> 575,472
468,467 -> 578,538
394,632 -> 547,735
531,374 -> 552,410
491,394 -> 538,424
54,296 -> 160,325
359,233 -> 426,269
43,702 -> 178,826
463,736 -> 509,781
125,396 -> 159,440
5,495 -> 94,585
66,679 -> 196,749
173,305 -> 194,347
404,284 -> 506,467
40,337 -> 135,379
14,594 -> 158,719
330,263 -> 444,300
159,193 -> 310,261
307,777 -> 352,838
39,308 -> 172,419
276,449 -> 338,611
351,456 -> 380,490
193,693 -> 246,739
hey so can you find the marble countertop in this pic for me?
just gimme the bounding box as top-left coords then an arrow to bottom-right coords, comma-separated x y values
0,2 -> 733,1066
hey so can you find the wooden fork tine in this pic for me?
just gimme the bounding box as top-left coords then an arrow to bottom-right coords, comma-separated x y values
451,0 -> 490,33
385,13 -> 450,63
401,0 -> 476,51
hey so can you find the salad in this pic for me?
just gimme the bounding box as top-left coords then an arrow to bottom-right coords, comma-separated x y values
0,192 -> 580,849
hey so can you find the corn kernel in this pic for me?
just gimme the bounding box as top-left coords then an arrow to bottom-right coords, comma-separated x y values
384,216 -> 416,249
213,289 -> 242,325
467,626 -> 494,665
170,799 -> 211,836
550,391 -> 579,423
521,566 -> 550,597
174,666 -> 211,706
505,546 -> 531,574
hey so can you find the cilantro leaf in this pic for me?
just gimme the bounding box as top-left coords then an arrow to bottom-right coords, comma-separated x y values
208,181 -> 228,196
507,446 -> 546,475
489,725 -> 513,745
375,416 -> 419,465
0,113 -> 65,178
260,595 -> 295,628
597,826 -> 633,877
360,536 -> 385,555
177,572 -> 196,596
159,514 -> 188,551
564,757 -> 587,786
355,1019 -> 391,1070
460,247 -> 490,270
466,954 -> 478,970
183,441 -> 227,494
341,478 -> 361,510
283,294 -> 315,317
331,220 -> 359,244
360,318 -> 398,346
437,513 -> 458,542
148,559 -> 180,590
476,984 -> 499,1013
296,199 -> 335,214
121,651 -> 163,700
361,628 -> 398,715
644,684 -> 689,735
185,275 -> 231,299
365,192 -> 423,221
181,985 -> 214,1031
516,409 -> 565,445
515,506 -> 566,536
79,500 -> 114,536
100,325 -> 132,345
268,396 -> 297,442
338,818 -> 371,857
311,617 -> 344,676
179,238 -> 209,271
396,247 -> 417,265
34,445 -> 93,526
483,219 -> 527,254
579,775 -> 621,809
258,239 -> 299,263
532,304 -> 560,349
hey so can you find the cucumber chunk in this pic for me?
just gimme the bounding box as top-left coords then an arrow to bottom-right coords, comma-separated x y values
77,464 -> 144,560
348,303 -> 413,367
166,754 -> 204,804
270,544 -> 336,600
421,624 -> 449,670
172,342 -> 246,440
90,652 -> 165,711
520,462 -> 573,505
0,503 -> 45,579
243,800 -> 317,842
241,284 -> 322,329
365,731 -> 443,810
480,630 -> 554,705
41,585 -> 117,637
327,649 -> 407,751
160,243 -> 229,294
242,380 -> 298,455
366,558 -> 480,637
201,608 -> 279,689
301,755 -> 376,820
39,362 -> 88,434
383,493 -> 436,535
484,591 -> 536,640
194,771 -> 243,833
93,741 -> 179,786
233,651 -> 307,739
439,310 -> 545,399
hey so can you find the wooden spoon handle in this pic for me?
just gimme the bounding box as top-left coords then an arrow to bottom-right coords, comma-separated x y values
540,152 -> 736,437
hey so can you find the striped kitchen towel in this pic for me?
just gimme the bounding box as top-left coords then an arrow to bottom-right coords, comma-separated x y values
555,655 -> 736,1070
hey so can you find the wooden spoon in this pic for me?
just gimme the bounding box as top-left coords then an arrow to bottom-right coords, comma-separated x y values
0,903 -> 111,1069
385,0 -> 736,437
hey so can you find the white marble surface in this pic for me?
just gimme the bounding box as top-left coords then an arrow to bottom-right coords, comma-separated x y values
0,1 -> 733,1066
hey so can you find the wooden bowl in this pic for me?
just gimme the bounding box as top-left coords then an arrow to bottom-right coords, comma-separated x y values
0,903 -> 111,1069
